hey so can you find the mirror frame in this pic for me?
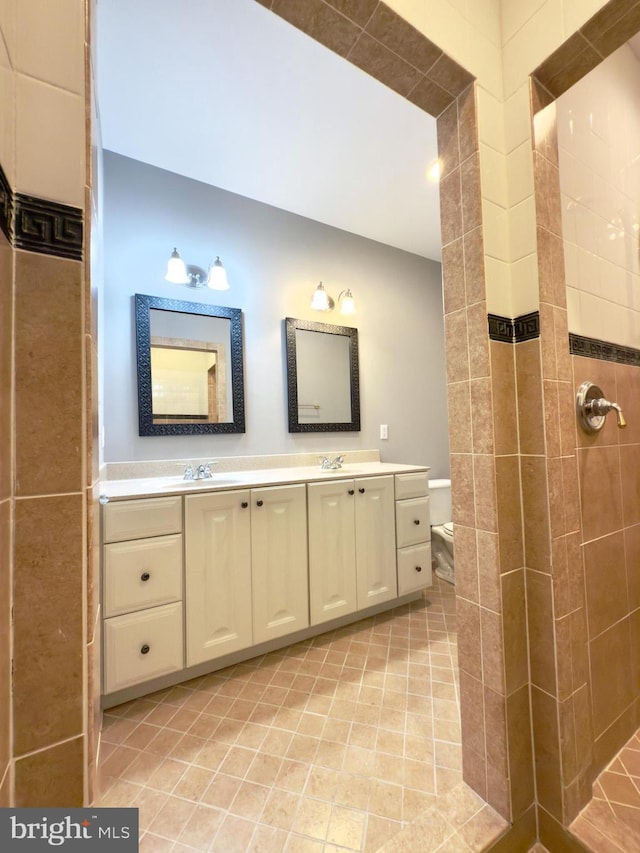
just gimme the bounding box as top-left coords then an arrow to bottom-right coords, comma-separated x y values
285,317 -> 360,433
135,293 -> 245,435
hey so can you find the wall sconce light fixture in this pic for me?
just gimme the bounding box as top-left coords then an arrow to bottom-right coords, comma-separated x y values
165,248 -> 230,290
310,282 -> 356,315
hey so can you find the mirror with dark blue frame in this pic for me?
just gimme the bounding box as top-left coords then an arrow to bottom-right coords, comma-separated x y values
135,293 -> 245,435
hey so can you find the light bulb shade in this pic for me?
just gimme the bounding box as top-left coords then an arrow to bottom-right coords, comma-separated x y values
339,289 -> 356,315
165,248 -> 189,284
311,282 -> 333,311
207,256 -> 230,290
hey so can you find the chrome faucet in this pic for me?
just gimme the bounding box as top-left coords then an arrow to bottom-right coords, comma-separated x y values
183,462 -> 216,480
320,455 -> 344,470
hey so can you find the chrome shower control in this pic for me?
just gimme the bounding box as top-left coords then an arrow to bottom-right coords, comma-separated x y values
576,381 -> 627,433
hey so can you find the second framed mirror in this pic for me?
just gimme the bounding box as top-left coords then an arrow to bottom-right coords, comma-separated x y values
285,317 -> 360,433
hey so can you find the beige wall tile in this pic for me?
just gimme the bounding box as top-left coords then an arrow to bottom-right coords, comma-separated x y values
507,684 -> 535,819
625,524 -> 640,612
444,309 -> 470,383
490,342 -> 518,456
583,531 -> 628,639
15,0 -> 84,94
484,686 -> 508,776
516,339 -> 545,455
527,570 -> 556,695
447,381 -> 472,454
442,238 -> 465,314
13,494 -> 84,754
0,232 -> 12,504
467,302 -> 491,379
473,454 -> 498,533
15,73 -> 85,207
521,455 -> 551,571
14,735 -> 84,806
495,455 -> 524,572
477,530 -> 501,610
450,453 -> 475,528
453,523 -> 479,603
0,500 -> 10,779
14,252 -> 83,496
590,618 -> 634,738
471,378 -> 494,455
531,685 -> 563,820
577,445 -> 623,542
502,570 -> 528,694
480,606 -> 505,695
620,444 -> 640,527
0,65 -> 14,185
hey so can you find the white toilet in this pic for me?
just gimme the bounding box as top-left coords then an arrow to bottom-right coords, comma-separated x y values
430,479 -> 454,584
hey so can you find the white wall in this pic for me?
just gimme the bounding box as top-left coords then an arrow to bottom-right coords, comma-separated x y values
558,43 -> 640,348
102,152 -> 450,475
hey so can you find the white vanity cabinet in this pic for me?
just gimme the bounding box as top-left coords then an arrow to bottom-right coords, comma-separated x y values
251,484 -> 309,644
185,489 -> 253,666
101,461 -> 431,703
308,475 -> 396,625
184,483 -> 309,666
395,472 -> 432,594
102,496 -> 184,694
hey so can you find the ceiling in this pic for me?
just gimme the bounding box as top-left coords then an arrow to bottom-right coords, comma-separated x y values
96,0 -> 442,261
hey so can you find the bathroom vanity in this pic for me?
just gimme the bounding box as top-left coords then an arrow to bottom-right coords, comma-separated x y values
100,460 -> 431,706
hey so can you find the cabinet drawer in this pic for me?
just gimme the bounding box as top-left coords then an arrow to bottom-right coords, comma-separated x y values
396,497 -> 430,548
103,496 -> 182,543
103,602 -> 183,694
397,543 -> 432,594
104,534 -> 183,617
395,472 -> 429,500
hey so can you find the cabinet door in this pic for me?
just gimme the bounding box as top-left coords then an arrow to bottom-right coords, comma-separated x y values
251,484 -> 309,644
185,490 -> 252,666
308,479 -> 357,625
355,476 -> 397,609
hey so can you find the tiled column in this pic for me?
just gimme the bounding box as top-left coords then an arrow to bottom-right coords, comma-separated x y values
0,0 -> 98,806
527,90 -> 594,838
439,87 -> 535,828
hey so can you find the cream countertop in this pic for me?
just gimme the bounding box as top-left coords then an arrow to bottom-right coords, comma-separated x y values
100,461 -> 430,501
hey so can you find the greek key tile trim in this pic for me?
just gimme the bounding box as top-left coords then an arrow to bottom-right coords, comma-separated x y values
569,333 -> 640,367
0,163 -> 11,242
0,157 -> 83,259
14,194 -> 83,260
488,312 -> 540,343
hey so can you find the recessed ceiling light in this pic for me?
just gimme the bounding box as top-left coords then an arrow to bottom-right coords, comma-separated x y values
426,159 -> 441,182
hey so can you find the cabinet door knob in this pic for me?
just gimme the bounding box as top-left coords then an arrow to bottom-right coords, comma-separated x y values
348,489 -> 355,495
256,500 -> 264,507
140,644 -> 150,655
415,566 -> 422,572
241,501 -> 248,508
359,487 -> 365,494
140,572 -> 150,582
414,519 -> 420,525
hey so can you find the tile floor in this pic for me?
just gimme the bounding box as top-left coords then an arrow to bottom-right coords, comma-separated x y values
97,577 -> 504,851
571,730 -> 640,852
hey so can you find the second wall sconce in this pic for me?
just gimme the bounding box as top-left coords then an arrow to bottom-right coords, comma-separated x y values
310,282 -> 356,315
165,248 -> 230,290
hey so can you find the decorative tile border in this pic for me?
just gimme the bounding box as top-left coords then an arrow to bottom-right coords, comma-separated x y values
488,312 -> 541,343
14,194 -> 83,261
0,158 -> 83,260
0,163 -> 11,243
569,332 -> 640,367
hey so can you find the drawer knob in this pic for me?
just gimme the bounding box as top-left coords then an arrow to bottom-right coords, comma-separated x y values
348,489 -> 355,495
415,566 -> 422,572
241,501 -> 248,509
140,572 -> 150,582
414,519 -> 421,525
359,487 -> 365,494
256,500 -> 264,507
140,644 -> 150,655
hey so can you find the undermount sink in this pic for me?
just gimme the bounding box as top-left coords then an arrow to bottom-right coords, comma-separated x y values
158,477 -> 244,490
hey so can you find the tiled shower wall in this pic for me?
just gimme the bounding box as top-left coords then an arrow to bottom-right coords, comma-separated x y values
0,0 -> 99,805
558,43 -> 640,347
527,4 -> 640,846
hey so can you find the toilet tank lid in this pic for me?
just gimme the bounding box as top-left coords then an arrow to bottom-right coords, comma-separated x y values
429,478 -> 451,489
